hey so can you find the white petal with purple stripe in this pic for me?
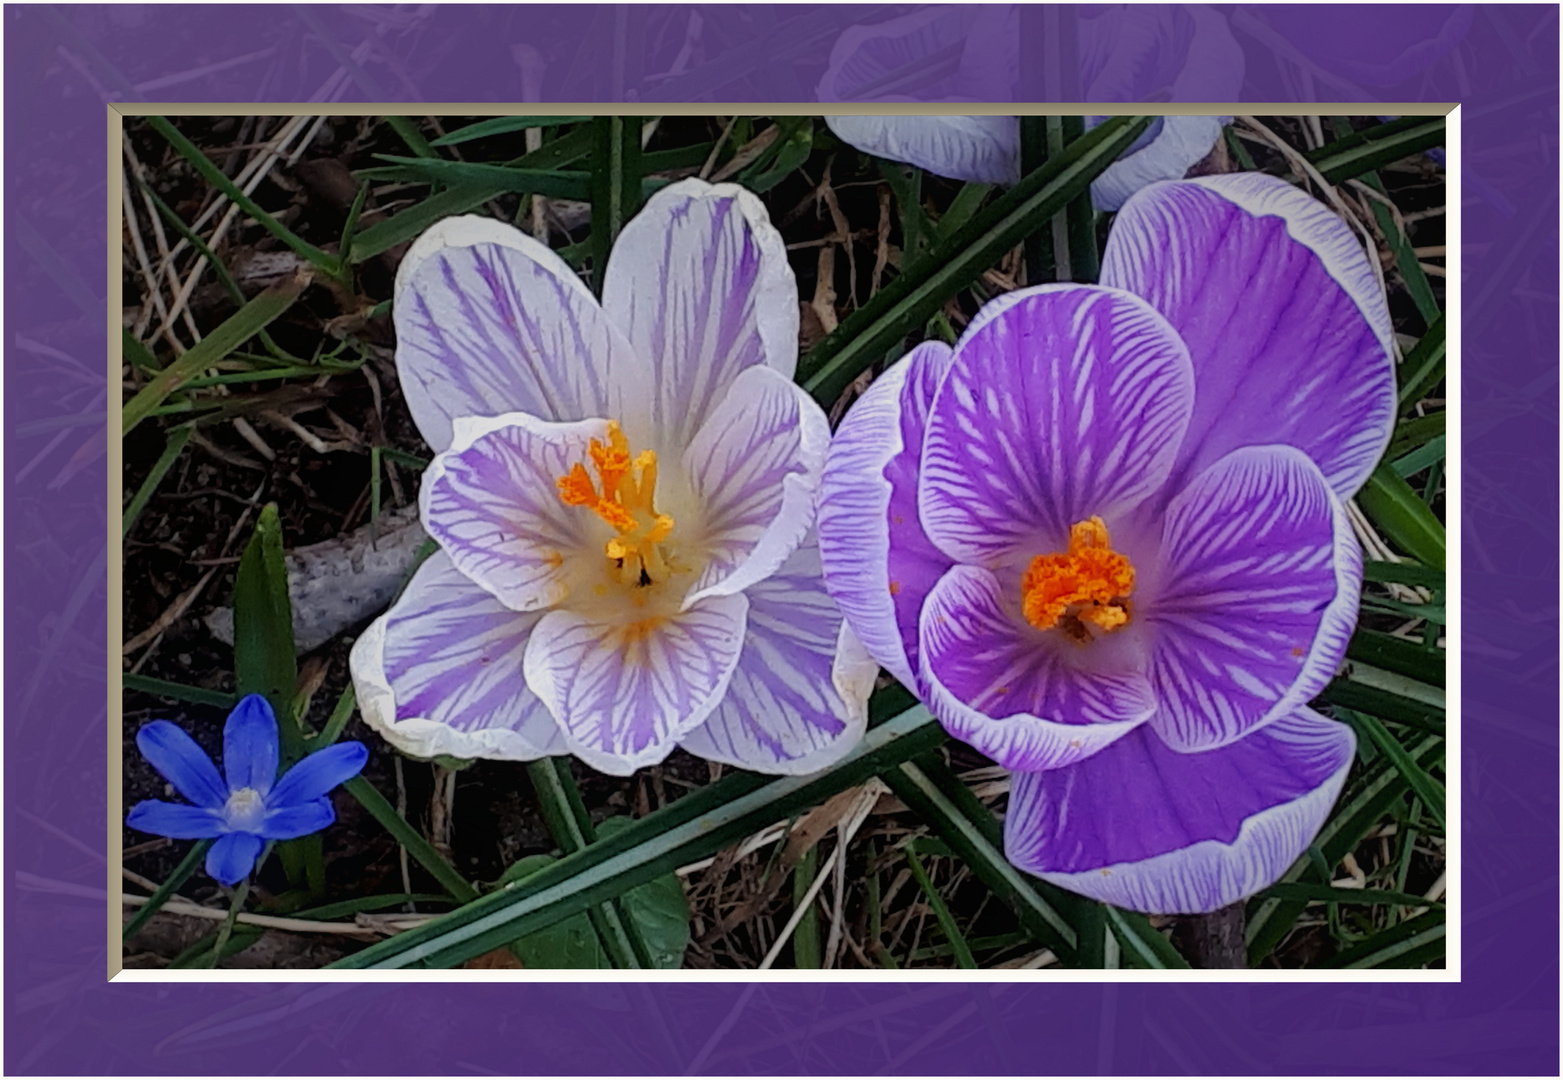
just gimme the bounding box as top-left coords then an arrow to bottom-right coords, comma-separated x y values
681,539 -> 877,774
394,215 -> 636,450
421,412 -> 604,613
350,552 -> 565,762
680,366 -> 828,608
603,179 -> 798,452
523,594 -> 749,776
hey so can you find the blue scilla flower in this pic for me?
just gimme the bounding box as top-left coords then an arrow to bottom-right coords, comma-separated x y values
127,693 -> 368,886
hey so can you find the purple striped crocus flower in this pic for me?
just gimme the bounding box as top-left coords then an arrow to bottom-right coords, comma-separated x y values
350,180 -> 876,777
817,173 -> 1397,913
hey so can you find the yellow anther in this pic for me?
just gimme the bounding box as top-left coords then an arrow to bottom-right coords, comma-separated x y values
1021,516 -> 1134,641
556,421 -> 675,587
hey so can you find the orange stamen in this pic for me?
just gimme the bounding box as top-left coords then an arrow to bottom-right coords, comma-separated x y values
1020,516 -> 1134,640
555,421 -> 674,586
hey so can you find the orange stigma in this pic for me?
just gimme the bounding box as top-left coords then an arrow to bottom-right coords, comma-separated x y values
557,421 -> 674,587
1020,516 -> 1134,642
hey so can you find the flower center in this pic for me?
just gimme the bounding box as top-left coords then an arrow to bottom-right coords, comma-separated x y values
1020,516 -> 1135,643
223,786 -> 266,833
557,420 -> 676,588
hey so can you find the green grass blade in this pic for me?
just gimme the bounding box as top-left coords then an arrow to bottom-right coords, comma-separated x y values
1306,117 -> 1446,185
364,158 -> 594,200
1345,629 -> 1446,688
145,116 -> 340,277
343,775 -> 479,904
431,116 -> 593,146
122,673 -> 236,710
123,329 -> 161,374
904,843 -> 976,969
882,756 -> 1078,961
1398,314 -> 1447,410
1262,882 -> 1443,908
800,116 -> 1152,408
1356,464 -> 1446,569
350,126 -> 594,262
790,846 -> 823,968
589,116 -> 642,295
1387,412 -> 1445,460
1391,435 -> 1446,479
329,703 -> 944,969
1320,678 -> 1445,737
1362,560 -> 1443,589
122,839 -> 213,941
123,423 -> 193,538
1347,711 -> 1446,829
1321,909 -> 1445,968
122,269 -> 309,435
1060,115 -> 1099,283
1105,906 -> 1191,970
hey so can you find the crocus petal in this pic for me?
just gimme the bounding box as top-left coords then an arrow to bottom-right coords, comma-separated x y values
135,721 -> 228,809
421,412 -> 604,612
126,800 -> 223,840
350,552 -> 567,762
680,539 -> 877,774
394,214 -> 636,451
260,797 -> 336,841
919,285 -> 1194,567
602,179 -> 798,452
206,832 -> 265,887
825,115 -> 1020,186
221,694 -> 279,796
523,594 -> 749,776
919,564 -> 1152,771
1090,116 -> 1227,212
268,742 -> 369,807
680,366 -> 828,607
1144,446 -> 1361,752
818,341 -> 954,688
1004,708 -> 1355,913
1100,174 -> 1396,501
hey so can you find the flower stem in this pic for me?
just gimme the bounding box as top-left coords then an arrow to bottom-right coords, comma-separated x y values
1175,903 -> 1248,969
209,842 -> 271,968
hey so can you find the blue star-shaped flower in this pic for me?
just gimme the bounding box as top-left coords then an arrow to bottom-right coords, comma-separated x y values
127,694 -> 368,885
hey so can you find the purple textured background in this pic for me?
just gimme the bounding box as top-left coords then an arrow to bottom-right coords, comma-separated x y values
6,4 -> 1556,1075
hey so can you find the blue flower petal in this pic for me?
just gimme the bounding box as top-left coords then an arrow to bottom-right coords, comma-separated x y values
205,832 -> 265,886
267,741 -> 368,807
223,694 -> 280,796
126,800 -> 224,839
136,721 -> 229,809
260,797 -> 336,840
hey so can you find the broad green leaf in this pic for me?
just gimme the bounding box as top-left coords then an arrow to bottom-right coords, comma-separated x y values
233,505 -> 298,754
1356,464 -> 1446,569
122,270 -> 309,435
1105,906 -> 1191,970
1345,628 -> 1446,688
329,702 -> 944,969
1320,677 -> 1445,737
799,115 -> 1154,409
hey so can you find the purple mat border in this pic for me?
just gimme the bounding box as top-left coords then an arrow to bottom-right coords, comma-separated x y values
5,4 -> 1556,1075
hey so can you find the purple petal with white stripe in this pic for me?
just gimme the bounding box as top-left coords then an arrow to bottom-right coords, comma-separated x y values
1100,174 -> 1395,501
421,412 -> 603,613
349,552 -> 565,762
920,564 -> 1153,772
919,285 -> 1194,567
523,593 -> 749,776
394,215 -> 635,450
1144,446 -> 1361,752
681,366 -> 828,607
602,180 -> 798,452
1005,708 -> 1355,913
818,342 -> 954,689
681,538 -> 877,774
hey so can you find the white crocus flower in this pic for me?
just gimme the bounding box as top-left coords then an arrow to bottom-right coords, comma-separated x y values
351,180 -> 876,777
